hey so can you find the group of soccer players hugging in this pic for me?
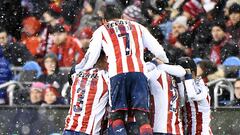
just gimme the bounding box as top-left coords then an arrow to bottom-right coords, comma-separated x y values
63,52 -> 212,135
62,6 -> 212,135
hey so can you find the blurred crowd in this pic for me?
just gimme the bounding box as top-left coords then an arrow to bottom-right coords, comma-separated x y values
0,0 -> 239,106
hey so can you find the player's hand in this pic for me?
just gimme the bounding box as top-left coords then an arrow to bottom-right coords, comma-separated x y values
155,58 -> 164,64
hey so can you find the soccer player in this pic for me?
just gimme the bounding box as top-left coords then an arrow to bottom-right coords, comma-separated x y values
75,5 -> 169,135
63,52 -> 109,135
176,57 -> 212,135
146,57 -> 185,135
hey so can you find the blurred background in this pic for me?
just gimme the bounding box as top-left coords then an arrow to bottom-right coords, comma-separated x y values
0,0 -> 239,134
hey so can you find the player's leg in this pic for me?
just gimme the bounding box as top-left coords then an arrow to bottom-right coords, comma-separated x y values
134,110 -> 153,135
110,110 -> 127,135
129,72 -> 153,135
109,74 -> 128,135
125,110 -> 139,135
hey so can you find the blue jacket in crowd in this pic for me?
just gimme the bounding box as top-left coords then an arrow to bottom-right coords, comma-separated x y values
0,46 -> 12,85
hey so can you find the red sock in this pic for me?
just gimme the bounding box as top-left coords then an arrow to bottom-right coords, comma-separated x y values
139,123 -> 153,135
112,119 -> 127,135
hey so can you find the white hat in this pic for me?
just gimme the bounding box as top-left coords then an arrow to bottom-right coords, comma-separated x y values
204,1 -> 216,13
172,16 -> 188,29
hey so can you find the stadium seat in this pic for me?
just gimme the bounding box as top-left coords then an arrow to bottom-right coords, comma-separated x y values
223,56 -> 240,66
223,57 -> 240,78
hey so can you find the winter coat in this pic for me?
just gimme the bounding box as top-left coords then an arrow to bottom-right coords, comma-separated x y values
2,42 -> 34,66
50,36 -> 85,67
38,72 -> 67,93
0,46 -> 12,85
210,36 -> 237,65
227,21 -> 240,44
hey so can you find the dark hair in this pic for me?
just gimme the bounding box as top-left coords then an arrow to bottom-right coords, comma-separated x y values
0,26 -> 7,33
229,3 -> 240,14
45,9 -> 61,19
43,53 -> 59,74
104,5 -> 123,20
211,20 -> 226,32
144,50 -> 155,62
94,50 -> 107,70
198,60 -> 218,77
176,57 -> 197,75
51,24 -> 66,33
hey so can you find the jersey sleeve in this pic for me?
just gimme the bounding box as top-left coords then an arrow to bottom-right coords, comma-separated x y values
177,82 -> 186,107
140,25 -> 169,63
75,28 -> 103,72
145,62 -> 160,80
157,64 -> 186,77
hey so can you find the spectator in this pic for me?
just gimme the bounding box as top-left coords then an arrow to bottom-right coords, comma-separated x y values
229,78 -> 240,106
209,21 -> 226,62
167,16 -> 191,58
0,27 -> 34,66
0,46 -> 12,105
38,53 -> 67,93
196,60 -> 224,83
38,4 -> 65,59
209,21 -> 237,65
42,85 -> 64,105
182,0 -> 212,58
227,3 -> 240,44
50,25 -> 85,67
17,61 -> 42,82
28,82 -> 45,105
0,0 -> 23,40
21,16 -> 42,57
74,27 -> 93,53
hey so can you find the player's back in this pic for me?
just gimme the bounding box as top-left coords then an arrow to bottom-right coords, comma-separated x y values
148,67 -> 183,135
183,78 -> 212,135
99,19 -> 145,77
64,68 -> 109,135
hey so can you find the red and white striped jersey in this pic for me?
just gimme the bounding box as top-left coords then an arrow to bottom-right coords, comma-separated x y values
75,19 -> 168,77
147,65 -> 183,134
64,68 -> 109,135
181,78 -> 212,135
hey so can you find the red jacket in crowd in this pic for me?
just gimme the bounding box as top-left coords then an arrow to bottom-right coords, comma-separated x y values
50,36 -> 85,67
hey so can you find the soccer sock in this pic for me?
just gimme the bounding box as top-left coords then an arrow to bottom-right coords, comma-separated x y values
112,119 -> 127,135
139,123 -> 153,135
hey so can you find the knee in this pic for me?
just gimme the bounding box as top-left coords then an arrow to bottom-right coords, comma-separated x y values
110,110 -> 125,121
134,110 -> 150,126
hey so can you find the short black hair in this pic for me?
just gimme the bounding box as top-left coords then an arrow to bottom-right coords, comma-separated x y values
45,9 -> 61,19
144,50 -> 155,62
198,60 -> 217,77
211,20 -> 226,32
0,26 -> 7,33
51,24 -> 66,33
104,5 -> 123,20
176,57 -> 197,75
229,3 -> 240,14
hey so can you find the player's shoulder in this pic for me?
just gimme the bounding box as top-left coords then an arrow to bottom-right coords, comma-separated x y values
91,25 -> 105,37
130,21 -> 145,29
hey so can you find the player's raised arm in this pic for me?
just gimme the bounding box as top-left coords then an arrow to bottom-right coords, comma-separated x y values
140,26 -> 169,63
75,28 -> 103,72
